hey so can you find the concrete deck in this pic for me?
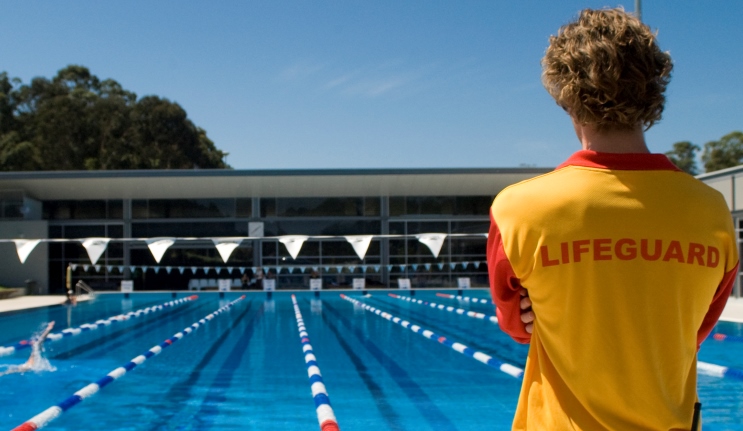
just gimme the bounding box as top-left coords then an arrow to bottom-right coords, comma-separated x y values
0,295 -> 91,313
720,297 -> 743,323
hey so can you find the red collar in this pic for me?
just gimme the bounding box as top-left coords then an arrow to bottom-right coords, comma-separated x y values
556,150 -> 681,172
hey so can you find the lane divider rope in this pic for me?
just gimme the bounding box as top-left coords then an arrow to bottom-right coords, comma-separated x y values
712,333 -> 743,343
0,295 -> 199,358
697,361 -> 743,381
388,293 -> 498,325
341,294 -> 522,379
436,292 -> 491,305
291,295 -> 340,431
11,295 -> 246,431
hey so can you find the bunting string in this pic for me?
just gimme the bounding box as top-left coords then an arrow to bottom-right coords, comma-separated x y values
2,232 -> 488,265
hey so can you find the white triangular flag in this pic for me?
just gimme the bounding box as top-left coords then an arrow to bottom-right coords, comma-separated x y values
212,238 -> 242,263
13,239 -> 41,264
279,235 -> 309,260
81,238 -> 111,265
417,233 -> 447,258
146,238 -> 175,264
344,235 -> 373,260
179,267 -> 185,274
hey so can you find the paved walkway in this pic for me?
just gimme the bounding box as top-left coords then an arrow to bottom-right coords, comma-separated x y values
0,295 -> 91,313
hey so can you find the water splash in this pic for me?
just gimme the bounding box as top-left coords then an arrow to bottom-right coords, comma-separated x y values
0,324 -> 56,376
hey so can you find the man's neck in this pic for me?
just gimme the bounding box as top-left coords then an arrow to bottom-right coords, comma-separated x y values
573,119 -> 650,154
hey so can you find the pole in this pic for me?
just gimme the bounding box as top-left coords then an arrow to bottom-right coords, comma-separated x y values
635,0 -> 642,21
65,264 -> 71,292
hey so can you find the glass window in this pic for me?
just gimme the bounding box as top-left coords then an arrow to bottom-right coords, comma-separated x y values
236,198 -> 252,217
74,201 -> 107,219
271,197 -> 364,217
363,197 -> 380,216
132,222 -> 247,237
454,196 -> 494,216
388,195 -> 494,216
271,220 -> 381,236
132,200 -> 148,219
107,200 -> 124,219
389,197 -> 405,216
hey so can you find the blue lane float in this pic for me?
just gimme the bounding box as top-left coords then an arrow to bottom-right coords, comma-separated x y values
0,295 -> 199,358
12,295 -> 246,431
340,294 -> 523,379
388,293 -> 498,325
291,295 -> 340,431
436,292 -> 492,305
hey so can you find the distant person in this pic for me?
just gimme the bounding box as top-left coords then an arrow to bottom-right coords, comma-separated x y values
487,8 -> 738,430
0,321 -> 55,377
65,288 -> 77,306
241,272 -> 249,289
254,268 -> 264,289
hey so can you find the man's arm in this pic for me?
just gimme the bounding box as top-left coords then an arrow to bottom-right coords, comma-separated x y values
488,213 -> 532,343
697,263 -> 738,350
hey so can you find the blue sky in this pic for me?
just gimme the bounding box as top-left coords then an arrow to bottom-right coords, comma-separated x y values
1,1 -> 741,169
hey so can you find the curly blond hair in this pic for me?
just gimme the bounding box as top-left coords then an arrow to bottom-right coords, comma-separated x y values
542,8 -> 673,131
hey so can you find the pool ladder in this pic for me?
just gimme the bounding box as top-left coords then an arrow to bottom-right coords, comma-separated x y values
75,280 -> 95,298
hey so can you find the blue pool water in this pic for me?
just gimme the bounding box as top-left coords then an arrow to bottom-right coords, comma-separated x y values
0,290 -> 741,430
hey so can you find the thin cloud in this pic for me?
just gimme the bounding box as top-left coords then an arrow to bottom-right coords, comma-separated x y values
278,62 -> 324,81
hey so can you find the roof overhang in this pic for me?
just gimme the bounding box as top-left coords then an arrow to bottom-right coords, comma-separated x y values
0,168 -> 552,200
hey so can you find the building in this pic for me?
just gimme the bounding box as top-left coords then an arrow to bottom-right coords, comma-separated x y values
0,168 -> 549,293
697,165 -> 743,298
2,166 -> 740,298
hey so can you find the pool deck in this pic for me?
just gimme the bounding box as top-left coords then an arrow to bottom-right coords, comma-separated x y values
0,295 -> 91,313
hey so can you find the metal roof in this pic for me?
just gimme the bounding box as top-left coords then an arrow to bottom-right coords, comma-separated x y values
0,167 -> 552,200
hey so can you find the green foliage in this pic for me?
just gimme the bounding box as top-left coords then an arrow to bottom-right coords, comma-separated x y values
665,141 -> 700,175
0,66 -> 229,171
702,131 -> 743,173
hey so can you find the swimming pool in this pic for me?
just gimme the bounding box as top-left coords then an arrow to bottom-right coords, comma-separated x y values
1,291 -> 741,430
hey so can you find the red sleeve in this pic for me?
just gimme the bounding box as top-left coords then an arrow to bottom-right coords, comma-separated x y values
697,262 -> 739,350
488,210 -> 531,344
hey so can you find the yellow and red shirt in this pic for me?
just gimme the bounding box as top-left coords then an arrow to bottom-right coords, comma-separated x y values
488,150 -> 738,430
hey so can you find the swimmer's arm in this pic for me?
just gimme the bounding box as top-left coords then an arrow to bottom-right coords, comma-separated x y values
487,215 -> 531,344
35,321 -> 55,345
697,262 -> 738,350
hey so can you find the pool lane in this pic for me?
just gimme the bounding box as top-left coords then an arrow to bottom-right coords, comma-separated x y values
2,292 -> 742,431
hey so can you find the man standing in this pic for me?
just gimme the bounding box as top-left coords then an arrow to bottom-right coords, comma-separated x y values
488,8 -> 738,430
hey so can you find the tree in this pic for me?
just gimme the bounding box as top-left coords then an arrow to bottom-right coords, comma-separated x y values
665,141 -> 700,175
702,131 -> 743,173
0,65 -> 229,171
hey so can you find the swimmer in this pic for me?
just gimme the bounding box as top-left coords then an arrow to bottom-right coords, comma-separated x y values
0,321 -> 55,377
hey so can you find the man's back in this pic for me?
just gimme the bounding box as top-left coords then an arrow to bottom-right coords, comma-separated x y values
489,151 -> 738,430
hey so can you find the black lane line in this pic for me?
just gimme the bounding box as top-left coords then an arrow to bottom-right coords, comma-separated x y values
193,302 -> 266,430
144,300 -> 256,430
316,300 -> 406,431
370,297 -> 527,367
51,301 -> 208,360
323,301 -> 458,431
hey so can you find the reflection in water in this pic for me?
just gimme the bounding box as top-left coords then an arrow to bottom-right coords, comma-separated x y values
311,299 -> 322,315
